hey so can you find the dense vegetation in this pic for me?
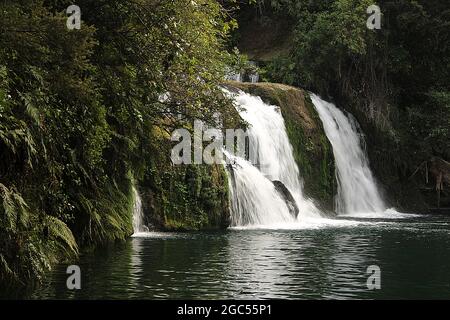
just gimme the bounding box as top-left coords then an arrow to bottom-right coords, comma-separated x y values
1,0 -> 448,292
0,0 -> 241,290
242,0 -> 450,210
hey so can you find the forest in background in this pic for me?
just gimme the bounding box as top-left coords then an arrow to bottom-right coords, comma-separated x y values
237,0 -> 450,209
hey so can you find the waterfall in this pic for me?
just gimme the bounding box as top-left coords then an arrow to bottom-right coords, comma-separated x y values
310,94 -> 386,214
248,61 -> 259,83
224,61 -> 259,83
226,90 -> 321,227
225,67 -> 243,82
226,72 -> 243,82
227,154 -> 295,226
132,186 -> 145,234
249,73 -> 259,84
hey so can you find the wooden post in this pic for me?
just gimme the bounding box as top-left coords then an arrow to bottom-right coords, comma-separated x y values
437,172 -> 443,209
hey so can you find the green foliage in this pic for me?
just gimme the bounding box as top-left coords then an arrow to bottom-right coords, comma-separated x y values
224,47 -> 260,78
141,127 -> 230,231
0,0 -> 236,288
264,0 -> 376,92
258,0 -> 449,209
44,215 -> 78,255
263,56 -> 296,85
0,184 -> 30,235
406,91 -> 450,160
0,183 -> 78,288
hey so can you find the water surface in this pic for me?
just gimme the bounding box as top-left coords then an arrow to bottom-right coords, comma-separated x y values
32,214 -> 450,299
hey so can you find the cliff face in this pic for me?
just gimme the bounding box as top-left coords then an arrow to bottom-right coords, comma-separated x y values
141,162 -> 230,231
229,82 -> 336,211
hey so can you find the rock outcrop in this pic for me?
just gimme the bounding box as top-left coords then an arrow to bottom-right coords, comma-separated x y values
272,180 -> 299,218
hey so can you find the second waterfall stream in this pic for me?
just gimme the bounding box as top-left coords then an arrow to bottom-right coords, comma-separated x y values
310,94 -> 391,217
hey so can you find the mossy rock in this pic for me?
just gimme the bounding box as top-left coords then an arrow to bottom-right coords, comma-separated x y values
140,123 -> 231,231
140,160 -> 231,231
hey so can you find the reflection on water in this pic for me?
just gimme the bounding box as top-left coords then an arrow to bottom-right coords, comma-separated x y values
31,215 -> 450,299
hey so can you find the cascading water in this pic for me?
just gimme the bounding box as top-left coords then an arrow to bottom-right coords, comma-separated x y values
226,90 -> 321,227
310,94 -> 386,215
226,153 -> 294,226
132,186 -> 145,234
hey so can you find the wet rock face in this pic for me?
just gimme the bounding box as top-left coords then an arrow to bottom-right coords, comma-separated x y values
272,180 -> 299,219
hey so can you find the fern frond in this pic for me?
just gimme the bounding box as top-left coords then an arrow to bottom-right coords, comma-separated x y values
44,216 -> 78,255
0,183 -> 29,232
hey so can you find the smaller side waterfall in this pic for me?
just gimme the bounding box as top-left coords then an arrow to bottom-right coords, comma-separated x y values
311,94 -> 386,214
248,61 -> 259,83
224,61 -> 259,83
132,186 -> 145,234
225,71 -> 243,82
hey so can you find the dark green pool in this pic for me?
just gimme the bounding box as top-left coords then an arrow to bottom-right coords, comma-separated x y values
30,214 -> 450,299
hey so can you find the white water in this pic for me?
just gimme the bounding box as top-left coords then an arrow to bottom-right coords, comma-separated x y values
227,153 -> 294,226
226,91 -> 321,227
249,74 -> 259,84
225,69 -> 243,82
132,186 -> 145,234
310,94 -> 387,215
